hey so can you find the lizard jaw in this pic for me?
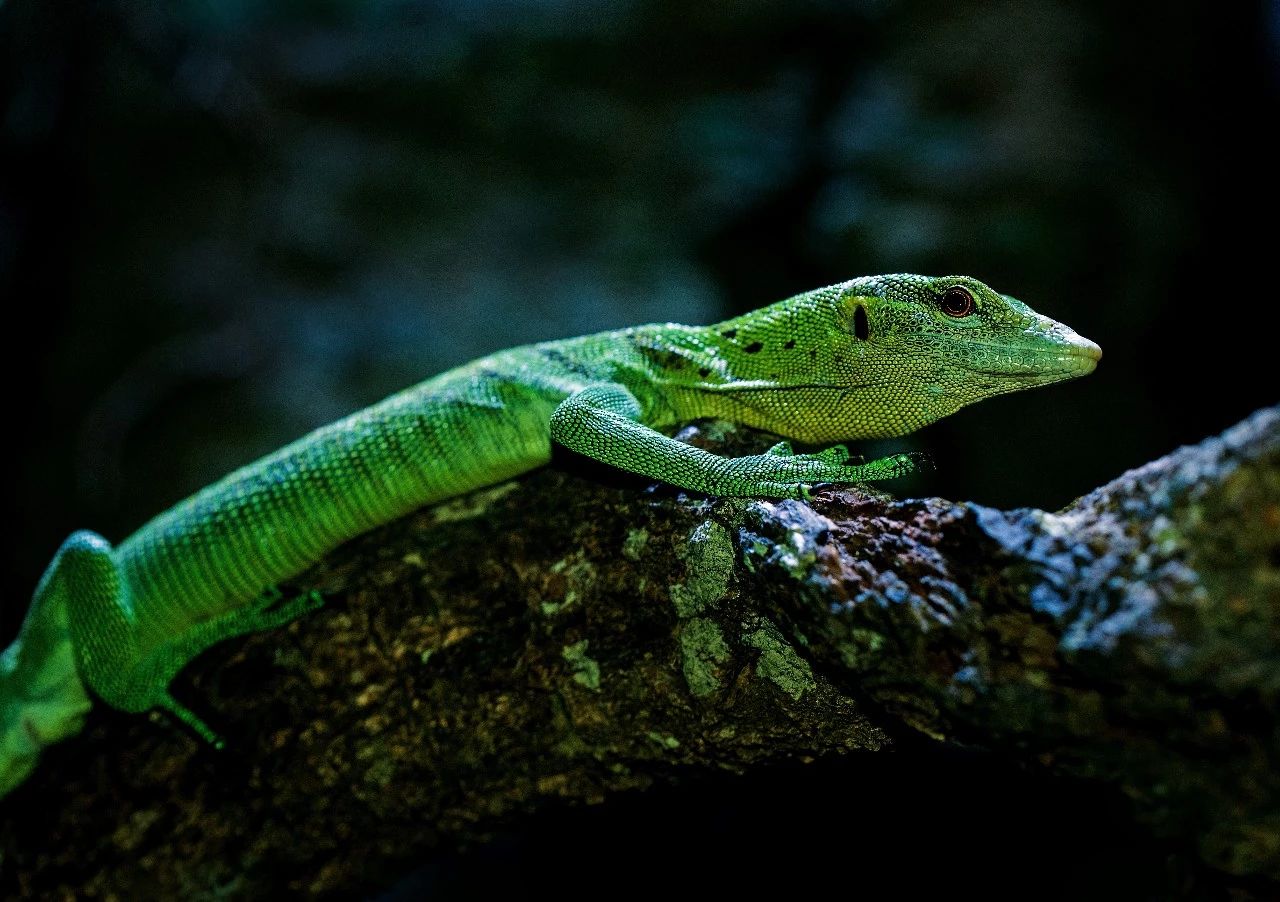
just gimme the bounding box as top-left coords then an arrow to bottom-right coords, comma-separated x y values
961,315 -> 1102,381
1041,337 -> 1102,376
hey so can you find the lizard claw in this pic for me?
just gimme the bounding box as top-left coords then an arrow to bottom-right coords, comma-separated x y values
899,451 -> 933,472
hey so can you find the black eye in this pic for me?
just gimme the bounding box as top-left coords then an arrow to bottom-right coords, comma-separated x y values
941,286 -> 976,318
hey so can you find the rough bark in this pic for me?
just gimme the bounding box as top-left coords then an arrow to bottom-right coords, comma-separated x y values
2,407 -> 1277,898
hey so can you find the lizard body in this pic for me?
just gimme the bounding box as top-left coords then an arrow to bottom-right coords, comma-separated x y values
0,274 -> 1100,797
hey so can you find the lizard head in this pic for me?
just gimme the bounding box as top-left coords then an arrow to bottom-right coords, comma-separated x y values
649,272 -> 1100,443
821,273 -> 1101,437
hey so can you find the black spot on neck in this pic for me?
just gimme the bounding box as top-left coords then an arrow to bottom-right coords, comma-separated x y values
637,345 -> 688,373
853,305 -> 870,341
698,367 -> 711,378
743,341 -> 763,354
542,347 -> 595,379
721,328 -> 737,339
783,339 -> 796,349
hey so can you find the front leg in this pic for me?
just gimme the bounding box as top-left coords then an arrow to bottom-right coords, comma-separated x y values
549,384 -> 924,500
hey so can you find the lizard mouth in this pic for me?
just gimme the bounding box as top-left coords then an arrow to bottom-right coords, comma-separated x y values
965,337 -> 1102,379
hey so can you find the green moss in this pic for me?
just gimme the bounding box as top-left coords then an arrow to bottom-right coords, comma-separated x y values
646,731 -> 681,750
669,520 -> 735,618
356,741 -> 397,788
562,640 -> 601,691
426,482 -> 520,524
836,628 -> 885,670
740,501 -> 828,579
110,808 -> 162,852
740,535 -> 771,573
553,730 -> 593,759
679,617 -> 731,697
548,694 -> 593,758
746,625 -> 815,700
363,757 -> 396,788
543,554 -> 597,617
622,528 -> 650,561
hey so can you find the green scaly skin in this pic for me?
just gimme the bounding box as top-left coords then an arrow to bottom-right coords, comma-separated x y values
0,274 -> 1100,797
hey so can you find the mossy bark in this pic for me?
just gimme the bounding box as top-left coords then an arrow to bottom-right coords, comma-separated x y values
2,407 -> 1277,898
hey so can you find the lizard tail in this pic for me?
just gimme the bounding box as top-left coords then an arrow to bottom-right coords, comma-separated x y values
0,556 -> 94,800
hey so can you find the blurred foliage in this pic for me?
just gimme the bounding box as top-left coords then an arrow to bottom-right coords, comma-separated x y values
2,0 -> 1277,621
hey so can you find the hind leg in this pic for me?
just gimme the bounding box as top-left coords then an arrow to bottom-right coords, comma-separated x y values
61,527 -> 323,745
132,588 -> 325,747
2,532 -> 325,796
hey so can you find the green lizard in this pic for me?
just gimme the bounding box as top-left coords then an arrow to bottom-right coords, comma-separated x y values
0,274 -> 1100,797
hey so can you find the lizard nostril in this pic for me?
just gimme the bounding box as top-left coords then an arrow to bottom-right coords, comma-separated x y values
853,305 -> 870,341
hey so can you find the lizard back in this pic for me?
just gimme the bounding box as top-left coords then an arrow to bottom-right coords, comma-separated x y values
113,339 -> 615,638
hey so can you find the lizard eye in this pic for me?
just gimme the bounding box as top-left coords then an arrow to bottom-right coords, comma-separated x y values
940,286 -> 976,318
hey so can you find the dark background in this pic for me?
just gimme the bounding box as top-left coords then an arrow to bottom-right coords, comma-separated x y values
2,0 -> 1277,895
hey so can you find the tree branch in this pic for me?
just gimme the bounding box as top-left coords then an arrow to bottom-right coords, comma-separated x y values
3,407 -> 1277,897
